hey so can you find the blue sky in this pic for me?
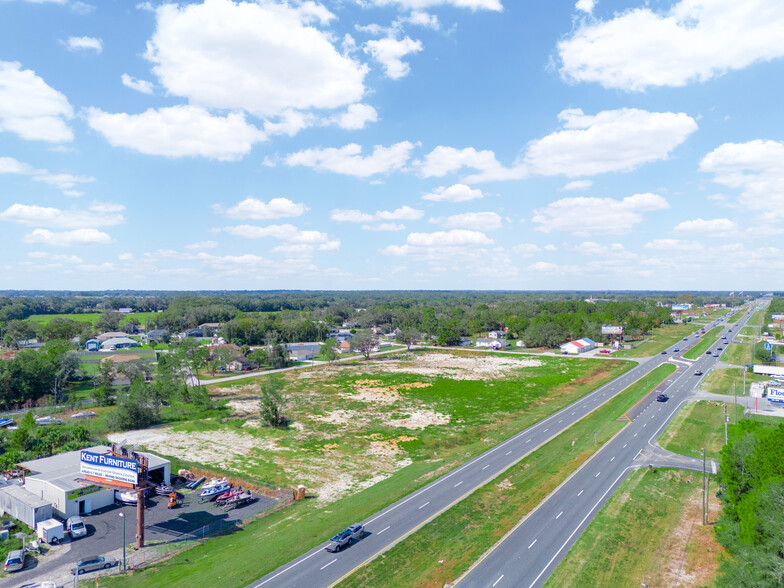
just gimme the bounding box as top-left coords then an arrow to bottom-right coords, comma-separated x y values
1,0 -> 783,291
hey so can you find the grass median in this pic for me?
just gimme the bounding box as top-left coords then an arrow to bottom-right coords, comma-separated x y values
614,324 -> 695,358
544,468 -> 723,588
658,400 -> 730,460
99,356 -> 633,588
339,363 -> 677,588
683,326 -> 722,360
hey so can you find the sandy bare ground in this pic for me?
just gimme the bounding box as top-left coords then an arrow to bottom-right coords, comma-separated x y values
377,353 -> 542,380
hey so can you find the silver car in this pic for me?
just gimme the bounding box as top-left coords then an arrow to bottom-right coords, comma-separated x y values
70,554 -> 117,575
325,523 -> 365,552
4,549 -> 25,572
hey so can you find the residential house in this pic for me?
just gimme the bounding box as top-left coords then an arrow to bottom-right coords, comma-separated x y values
284,342 -> 322,361
459,338 -> 473,346
209,343 -> 241,357
100,354 -> 143,386
338,341 -> 352,354
290,348 -> 316,362
488,330 -> 506,339
145,329 -> 168,342
515,340 -> 526,348
97,331 -> 128,343
199,323 -> 221,336
226,358 -> 252,371
184,327 -> 204,338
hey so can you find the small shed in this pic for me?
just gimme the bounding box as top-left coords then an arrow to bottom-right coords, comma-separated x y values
85,339 -> 100,351
0,484 -> 53,529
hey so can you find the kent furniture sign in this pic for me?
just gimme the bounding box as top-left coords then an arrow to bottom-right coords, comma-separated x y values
80,450 -> 138,486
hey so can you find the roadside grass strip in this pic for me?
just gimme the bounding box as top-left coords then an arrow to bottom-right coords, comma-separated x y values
613,324 -> 695,358
721,343 -> 751,366
544,469 -> 724,588
658,400 -> 730,460
338,364 -> 677,588
99,358 -> 632,588
683,327 -> 722,360
700,368 -> 766,396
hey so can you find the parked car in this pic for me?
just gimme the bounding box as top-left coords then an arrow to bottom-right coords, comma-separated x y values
674,348 -> 679,352
599,349 -> 611,354
4,549 -> 25,572
67,516 -> 87,539
20,582 -> 57,588
660,351 -> 667,354
70,555 -> 117,575
656,393 -> 669,402
683,338 -> 688,341
325,523 -> 365,552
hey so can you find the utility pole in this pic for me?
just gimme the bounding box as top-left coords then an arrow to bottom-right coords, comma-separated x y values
724,403 -> 728,445
702,447 -> 707,525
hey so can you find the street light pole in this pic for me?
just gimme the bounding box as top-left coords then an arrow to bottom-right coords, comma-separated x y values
119,511 -> 126,571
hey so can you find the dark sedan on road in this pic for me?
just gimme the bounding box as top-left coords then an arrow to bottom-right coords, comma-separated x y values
656,394 -> 669,402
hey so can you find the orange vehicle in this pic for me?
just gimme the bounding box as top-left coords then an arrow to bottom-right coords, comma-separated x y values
168,491 -> 181,509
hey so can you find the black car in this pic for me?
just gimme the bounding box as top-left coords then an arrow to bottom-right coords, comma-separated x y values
656,393 -> 669,402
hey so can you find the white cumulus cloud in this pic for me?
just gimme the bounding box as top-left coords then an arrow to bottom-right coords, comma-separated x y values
121,74 -> 154,94
216,197 -> 308,220
364,36 -> 423,79
23,228 -> 112,246
558,0 -> 784,91
332,103 -> 378,130
64,36 -> 102,53
422,183 -> 484,202
673,218 -> 738,235
84,105 -> 266,161
562,179 -> 593,191
144,0 -> 367,119
0,202 -> 125,228
0,61 -> 73,142
331,205 -> 423,222
363,0 -> 502,10
532,193 -> 669,235
284,141 -> 416,177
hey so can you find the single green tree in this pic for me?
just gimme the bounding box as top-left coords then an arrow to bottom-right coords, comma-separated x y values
258,376 -> 287,427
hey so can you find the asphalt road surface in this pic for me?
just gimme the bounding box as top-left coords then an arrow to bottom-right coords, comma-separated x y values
248,309 -> 752,588
454,308 -> 755,588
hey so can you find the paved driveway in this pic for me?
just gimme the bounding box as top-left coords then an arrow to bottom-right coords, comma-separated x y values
2,489 -> 276,587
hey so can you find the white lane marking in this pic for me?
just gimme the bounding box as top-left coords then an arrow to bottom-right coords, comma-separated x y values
577,489 -> 584,496
556,511 -> 563,520
595,471 -> 601,478
454,481 -> 464,488
528,467 -> 635,588
634,433 -> 638,437
482,464 -> 490,470
643,423 -> 647,428
610,456 -> 615,462
418,501 -> 430,509
572,411 -> 576,415
506,451 -> 512,456
377,525 -> 390,535
526,439 -> 531,443
543,429 -> 549,433
528,539 -> 537,549
320,559 -> 337,570
558,420 -> 563,423
254,549 -> 322,586
492,575 -> 505,587
623,443 -> 627,448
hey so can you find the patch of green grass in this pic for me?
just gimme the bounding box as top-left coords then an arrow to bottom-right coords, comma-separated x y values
683,326 -> 722,360
721,343 -> 752,366
659,400 -> 730,460
728,310 -> 746,324
701,367 -> 765,396
746,308 -> 764,328
614,323 -> 696,358
545,469 -> 722,588
339,364 -> 677,588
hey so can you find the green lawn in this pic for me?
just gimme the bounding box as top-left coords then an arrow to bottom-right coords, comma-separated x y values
613,323 -> 695,358
339,364 -> 677,588
545,468 -> 722,588
746,308 -> 764,328
722,343 -> 752,366
99,354 -> 635,588
683,326 -> 722,360
728,310 -> 746,324
27,311 -> 159,327
700,367 -> 766,396
658,400 -> 730,460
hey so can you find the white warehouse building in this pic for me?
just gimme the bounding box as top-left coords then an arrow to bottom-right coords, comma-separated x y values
559,338 -> 596,355
19,446 -> 170,519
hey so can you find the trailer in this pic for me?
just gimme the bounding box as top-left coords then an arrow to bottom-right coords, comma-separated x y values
36,519 -> 65,544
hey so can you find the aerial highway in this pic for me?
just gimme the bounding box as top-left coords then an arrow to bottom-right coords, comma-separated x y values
454,308 -> 755,587
248,308 -> 752,588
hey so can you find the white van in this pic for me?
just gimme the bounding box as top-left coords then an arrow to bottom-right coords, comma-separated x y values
67,516 -> 87,539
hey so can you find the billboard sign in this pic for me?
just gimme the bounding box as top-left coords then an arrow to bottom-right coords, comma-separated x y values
772,314 -> 784,321
767,387 -> 784,403
671,304 -> 691,311
766,342 -> 773,350
601,325 -> 623,335
80,451 -> 138,486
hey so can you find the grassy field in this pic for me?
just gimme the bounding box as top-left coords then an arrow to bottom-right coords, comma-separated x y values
545,468 -> 723,588
26,311 -> 160,327
658,400 -> 730,460
683,326 -> 722,360
338,364 -> 677,588
614,323 -> 695,358
700,367 -> 767,396
721,343 -> 751,366
728,309 -> 746,323
99,351 -> 635,588
746,308 -> 764,328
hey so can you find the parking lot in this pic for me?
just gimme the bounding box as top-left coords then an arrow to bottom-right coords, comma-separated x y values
3,489 -> 277,587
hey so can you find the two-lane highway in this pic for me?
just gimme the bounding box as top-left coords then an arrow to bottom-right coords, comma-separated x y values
249,315 -> 726,587
454,307 -> 756,588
